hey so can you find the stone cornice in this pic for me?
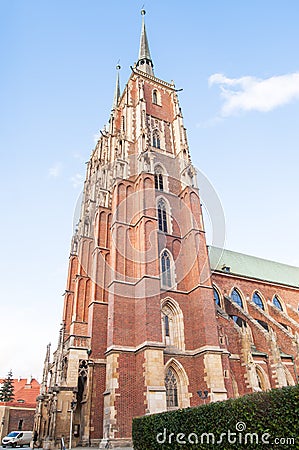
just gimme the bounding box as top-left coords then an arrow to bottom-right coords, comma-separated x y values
131,67 -> 176,90
105,341 -> 165,355
105,342 -> 229,358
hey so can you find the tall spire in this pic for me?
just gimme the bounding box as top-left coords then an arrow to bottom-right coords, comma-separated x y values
136,10 -> 154,76
112,64 -> 121,110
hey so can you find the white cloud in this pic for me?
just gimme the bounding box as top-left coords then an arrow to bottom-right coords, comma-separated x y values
70,173 -> 84,188
48,162 -> 62,178
209,72 -> 299,116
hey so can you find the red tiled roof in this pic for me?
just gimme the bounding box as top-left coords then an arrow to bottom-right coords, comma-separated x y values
0,378 -> 40,407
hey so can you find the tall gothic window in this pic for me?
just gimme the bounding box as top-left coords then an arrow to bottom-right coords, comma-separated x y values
257,320 -> 269,331
165,368 -> 178,409
213,287 -> 221,306
153,130 -> 161,148
152,89 -> 158,105
252,292 -> 264,310
231,288 -> 243,308
164,315 -> 170,337
154,167 -> 164,191
84,220 -> 89,236
161,250 -> 172,288
231,315 -> 246,327
256,367 -> 266,391
158,199 -> 168,232
273,295 -> 283,311
161,299 -> 185,350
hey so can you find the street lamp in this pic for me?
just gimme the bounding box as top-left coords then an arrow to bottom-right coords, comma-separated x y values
69,398 -> 77,450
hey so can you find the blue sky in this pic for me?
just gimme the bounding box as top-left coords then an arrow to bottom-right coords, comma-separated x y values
1,0 -> 299,379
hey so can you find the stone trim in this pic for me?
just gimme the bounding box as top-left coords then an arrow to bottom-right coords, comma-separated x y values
105,342 -> 229,357
131,67 -> 175,90
105,341 -> 165,355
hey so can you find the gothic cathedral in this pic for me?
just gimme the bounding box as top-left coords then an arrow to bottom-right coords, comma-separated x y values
35,11 -> 299,449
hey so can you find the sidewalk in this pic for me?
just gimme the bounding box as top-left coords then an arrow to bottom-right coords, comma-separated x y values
72,447 -> 133,450
42,444 -> 133,450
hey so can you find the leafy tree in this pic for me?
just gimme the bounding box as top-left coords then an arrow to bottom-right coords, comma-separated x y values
0,370 -> 15,402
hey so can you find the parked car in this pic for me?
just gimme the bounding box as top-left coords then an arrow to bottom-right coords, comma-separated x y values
2,431 -> 32,448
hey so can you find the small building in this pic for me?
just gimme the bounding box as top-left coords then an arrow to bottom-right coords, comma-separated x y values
0,378 -> 40,442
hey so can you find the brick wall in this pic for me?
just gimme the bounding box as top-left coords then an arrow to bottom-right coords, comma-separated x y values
8,407 -> 35,432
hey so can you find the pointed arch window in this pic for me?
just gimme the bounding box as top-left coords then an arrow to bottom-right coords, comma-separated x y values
256,367 -> 266,391
252,292 -> 264,310
155,173 -> 163,190
154,167 -> 164,191
152,89 -> 158,105
213,287 -> 221,306
161,250 -> 173,288
157,199 -> 168,232
152,130 -> 160,149
84,220 -> 89,236
273,295 -> 283,311
284,365 -> 295,386
257,320 -> 269,331
231,288 -> 243,308
72,238 -> 78,254
165,368 -> 178,408
164,315 -> 170,337
231,315 -> 246,327
161,299 -> 185,350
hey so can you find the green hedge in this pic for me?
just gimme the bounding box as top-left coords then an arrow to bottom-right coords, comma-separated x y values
132,385 -> 299,449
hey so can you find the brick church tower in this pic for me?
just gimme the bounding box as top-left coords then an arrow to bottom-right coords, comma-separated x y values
37,11 -> 228,448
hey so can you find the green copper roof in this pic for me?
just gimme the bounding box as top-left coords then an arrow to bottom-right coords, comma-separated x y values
208,246 -> 299,288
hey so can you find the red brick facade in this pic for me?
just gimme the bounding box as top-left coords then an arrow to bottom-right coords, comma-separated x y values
35,14 -> 299,449
211,267 -> 299,395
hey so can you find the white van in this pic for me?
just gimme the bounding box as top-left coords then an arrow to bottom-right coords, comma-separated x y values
2,431 -> 32,448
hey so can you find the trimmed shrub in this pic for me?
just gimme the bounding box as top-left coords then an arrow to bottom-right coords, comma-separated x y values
132,385 -> 299,449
